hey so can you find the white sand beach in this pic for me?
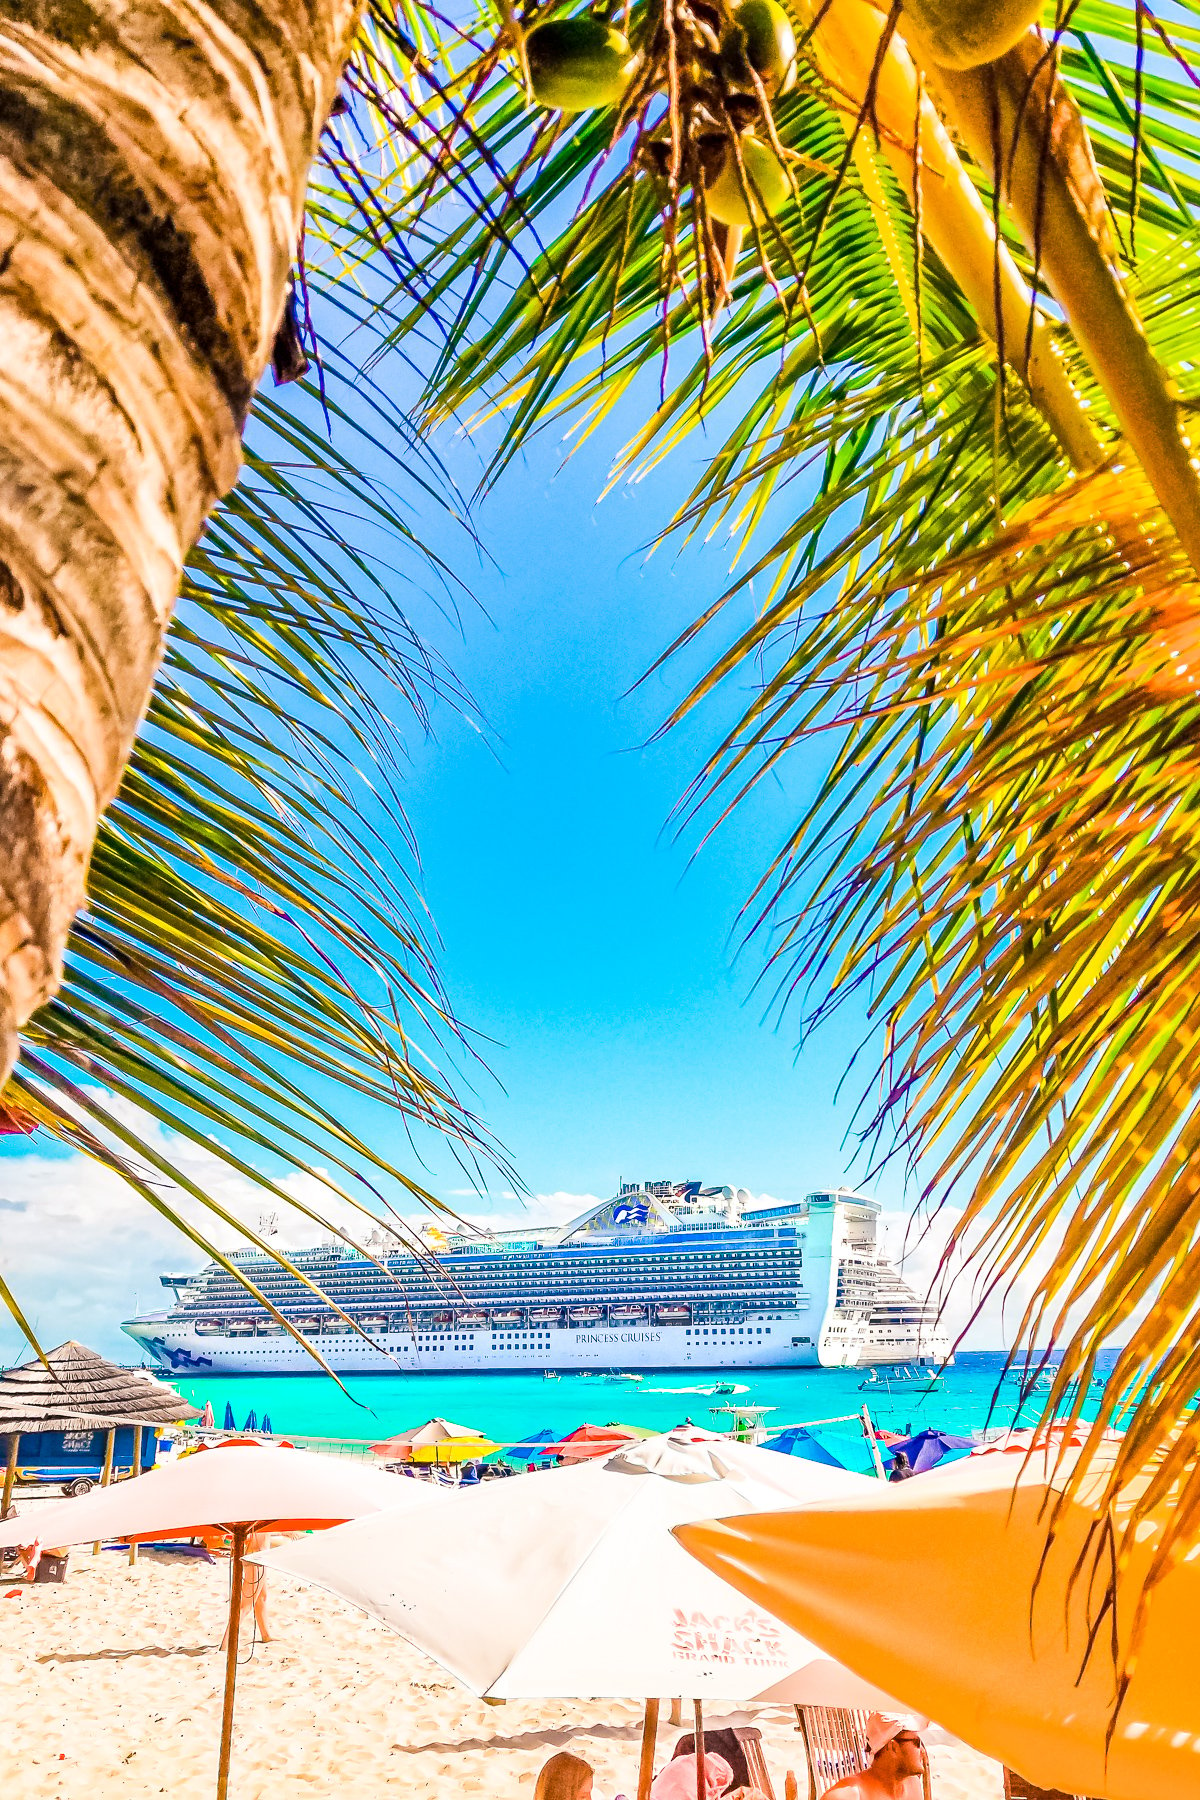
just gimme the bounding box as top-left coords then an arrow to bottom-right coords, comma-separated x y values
0,1553 -> 1004,1799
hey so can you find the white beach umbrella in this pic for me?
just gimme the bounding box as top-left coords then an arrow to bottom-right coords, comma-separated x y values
0,1443 -> 443,1799
256,1433 -> 898,1706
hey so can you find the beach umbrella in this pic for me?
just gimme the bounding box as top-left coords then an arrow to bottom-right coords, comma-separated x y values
538,1421 -> 650,1461
201,1401 -> 215,1429
508,1426 -> 557,1464
261,1414 -> 272,1436
762,1426 -> 845,1470
243,1408 -> 258,1433
256,1432 -> 900,1709
222,1401 -> 235,1431
674,1436 -> 1200,1800
0,1443 -> 440,1799
885,1429 -> 973,1474
370,1416 -> 497,1464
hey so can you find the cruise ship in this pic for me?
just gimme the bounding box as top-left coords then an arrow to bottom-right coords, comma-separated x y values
122,1181 -> 951,1375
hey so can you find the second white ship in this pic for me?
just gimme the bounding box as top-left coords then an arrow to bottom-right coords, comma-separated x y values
123,1181 -> 951,1375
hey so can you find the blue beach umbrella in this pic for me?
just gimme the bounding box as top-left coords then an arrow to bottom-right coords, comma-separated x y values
763,1426 -> 846,1469
222,1401 -> 236,1431
508,1426 -> 556,1464
888,1428 -> 973,1474
243,1409 -> 258,1433
261,1414 -> 272,1437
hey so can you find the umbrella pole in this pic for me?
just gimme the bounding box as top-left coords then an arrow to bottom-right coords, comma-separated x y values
217,1523 -> 247,1800
693,1701 -> 704,1800
860,1406 -> 887,1480
93,1427 -> 115,1555
1,1431 -> 18,1519
637,1698 -> 659,1800
127,1425 -> 144,1565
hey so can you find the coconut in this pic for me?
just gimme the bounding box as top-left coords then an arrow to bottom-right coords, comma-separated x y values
725,0 -> 798,96
705,135 -> 791,227
899,0 -> 1044,68
525,17 -> 639,111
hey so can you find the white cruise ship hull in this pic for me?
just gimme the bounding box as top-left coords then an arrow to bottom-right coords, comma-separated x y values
122,1314 -> 830,1375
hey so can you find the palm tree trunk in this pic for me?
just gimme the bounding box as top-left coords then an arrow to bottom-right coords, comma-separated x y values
798,0 -> 1104,471
908,31 -> 1200,576
0,0 -> 361,1081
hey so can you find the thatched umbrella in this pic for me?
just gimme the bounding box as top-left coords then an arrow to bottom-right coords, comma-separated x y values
0,1340 -> 200,1517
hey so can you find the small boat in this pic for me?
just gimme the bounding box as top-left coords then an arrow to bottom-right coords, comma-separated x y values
491,1309 -> 525,1326
610,1305 -> 648,1323
655,1305 -> 691,1324
569,1306 -> 604,1325
226,1321 -> 256,1338
457,1311 -> 489,1329
194,1320 -> 225,1337
604,1370 -> 643,1383
529,1307 -> 562,1324
543,1370 -> 560,1380
293,1317 -> 325,1335
257,1322 -> 288,1336
360,1314 -> 389,1331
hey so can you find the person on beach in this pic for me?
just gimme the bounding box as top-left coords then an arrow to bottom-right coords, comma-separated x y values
887,1451 -> 915,1483
820,1714 -> 926,1798
220,1529 -> 272,1646
533,1751 -> 594,1800
649,1752 -> 734,1800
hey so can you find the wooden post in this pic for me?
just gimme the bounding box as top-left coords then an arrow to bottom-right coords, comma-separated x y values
217,1523 -> 247,1800
1,1432 -> 18,1519
93,1427 -> 116,1555
127,1425 -> 144,1565
861,1405 -> 887,1480
694,1700 -> 705,1800
637,1698 -> 660,1800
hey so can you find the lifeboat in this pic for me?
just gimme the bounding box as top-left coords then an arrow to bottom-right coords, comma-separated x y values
529,1307 -> 562,1324
226,1320 -> 256,1338
655,1305 -> 691,1324
457,1311 -> 489,1328
360,1314 -> 390,1331
610,1304 -> 647,1322
258,1322 -> 288,1336
194,1320 -> 225,1336
293,1317 -> 325,1335
491,1309 -> 524,1326
569,1306 -> 604,1325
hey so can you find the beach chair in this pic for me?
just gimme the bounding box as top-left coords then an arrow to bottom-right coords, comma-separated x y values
672,1726 -> 776,1799
794,1708 -> 932,1800
1002,1772 -> 1098,1800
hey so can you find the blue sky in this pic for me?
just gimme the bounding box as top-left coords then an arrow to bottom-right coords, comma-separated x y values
392,402 -> 888,1209
0,368 -> 950,1360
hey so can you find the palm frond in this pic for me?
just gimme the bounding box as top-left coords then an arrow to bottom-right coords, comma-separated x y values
4,344 -> 513,1343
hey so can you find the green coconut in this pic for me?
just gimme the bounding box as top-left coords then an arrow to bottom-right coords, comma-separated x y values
899,0 -> 1044,68
726,0 -> 798,96
705,135 -> 790,227
525,17 -> 638,111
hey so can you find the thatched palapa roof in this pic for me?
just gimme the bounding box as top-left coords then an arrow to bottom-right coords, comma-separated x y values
0,1341 -> 202,1435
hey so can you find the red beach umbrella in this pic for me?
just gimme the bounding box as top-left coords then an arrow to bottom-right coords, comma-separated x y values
539,1422 -> 649,1462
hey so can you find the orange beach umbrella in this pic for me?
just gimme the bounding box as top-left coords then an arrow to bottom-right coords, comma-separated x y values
676,1438 -> 1199,1800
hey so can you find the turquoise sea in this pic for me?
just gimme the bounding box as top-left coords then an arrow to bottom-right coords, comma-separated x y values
169,1350 -> 1118,1475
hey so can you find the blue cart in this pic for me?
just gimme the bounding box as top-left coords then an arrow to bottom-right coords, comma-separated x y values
16,1426 -> 160,1496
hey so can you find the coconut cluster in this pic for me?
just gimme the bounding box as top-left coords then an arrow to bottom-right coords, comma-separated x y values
523,0 -> 799,235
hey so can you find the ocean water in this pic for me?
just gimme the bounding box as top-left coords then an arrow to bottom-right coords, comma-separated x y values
169,1349 -> 1117,1474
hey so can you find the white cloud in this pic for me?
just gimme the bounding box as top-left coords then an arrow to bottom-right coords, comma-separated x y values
0,1094 -> 440,1364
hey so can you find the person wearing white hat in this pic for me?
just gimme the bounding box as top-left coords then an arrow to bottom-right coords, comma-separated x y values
818,1713 -> 926,1798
